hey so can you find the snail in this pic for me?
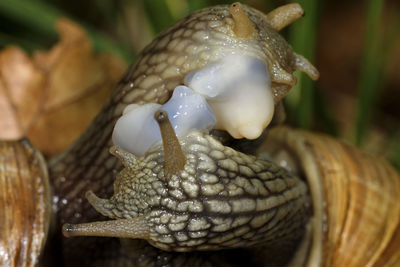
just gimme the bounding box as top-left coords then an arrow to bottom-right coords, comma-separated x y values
1,2 -> 400,267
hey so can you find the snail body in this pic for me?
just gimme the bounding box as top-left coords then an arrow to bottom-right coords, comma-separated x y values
59,3 -> 317,261
63,111 -> 311,253
1,2 -> 400,267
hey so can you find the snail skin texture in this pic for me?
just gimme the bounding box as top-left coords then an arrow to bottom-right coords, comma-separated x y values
64,110 -> 310,253
60,2 -> 318,265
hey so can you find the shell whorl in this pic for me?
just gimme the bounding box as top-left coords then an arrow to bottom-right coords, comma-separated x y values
0,140 -> 51,267
261,127 -> 400,267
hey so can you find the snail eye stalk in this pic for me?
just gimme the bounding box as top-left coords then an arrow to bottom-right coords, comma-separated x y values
62,190 -> 150,239
154,110 -> 186,176
265,3 -> 304,31
229,2 -> 256,38
62,216 -> 150,239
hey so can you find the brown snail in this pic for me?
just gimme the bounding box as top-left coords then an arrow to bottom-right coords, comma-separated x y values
1,2 -> 400,267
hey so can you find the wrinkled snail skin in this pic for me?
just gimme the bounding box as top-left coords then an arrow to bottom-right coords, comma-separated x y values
46,3 -> 318,266
63,111 -> 311,253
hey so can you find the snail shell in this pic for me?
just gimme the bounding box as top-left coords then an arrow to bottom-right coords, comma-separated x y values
0,139 -> 51,267
262,127 -> 400,267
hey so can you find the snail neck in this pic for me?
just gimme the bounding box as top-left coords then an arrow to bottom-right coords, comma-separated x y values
49,100 -> 122,223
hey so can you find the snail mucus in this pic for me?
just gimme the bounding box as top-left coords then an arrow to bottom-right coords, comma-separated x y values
62,1 -> 318,256
2,2 -> 400,267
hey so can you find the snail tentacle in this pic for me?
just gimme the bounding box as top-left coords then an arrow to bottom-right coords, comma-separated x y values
265,3 -> 304,31
271,66 -> 297,87
229,2 -> 256,38
62,216 -> 150,239
109,146 -> 137,167
154,110 -> 186,176
85,190 -> 116,218
293,53 -> 320,81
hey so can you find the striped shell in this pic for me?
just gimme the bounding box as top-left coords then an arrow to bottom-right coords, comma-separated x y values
262,126 -> 400,267
0,139 -> 51,267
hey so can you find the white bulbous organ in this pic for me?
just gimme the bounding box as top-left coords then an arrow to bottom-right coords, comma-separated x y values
185,55 -> 274,139
112,86 -> 216,156
162,86 -> 216,135
112,103 -> 161,156
112,55 -> 274,155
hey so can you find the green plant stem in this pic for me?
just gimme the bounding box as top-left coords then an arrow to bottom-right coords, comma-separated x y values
142,0 -> 175,34
393,149 -> 400,170
0,0 -> 60,37
286,0 -> 319,129
354,0 -> 384,146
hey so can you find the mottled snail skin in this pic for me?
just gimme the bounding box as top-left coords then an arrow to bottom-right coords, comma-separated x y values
49,3 -> 318,266
63,111 -> 311,253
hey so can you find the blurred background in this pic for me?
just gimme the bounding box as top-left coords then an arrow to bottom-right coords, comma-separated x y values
0,0 -> 399,168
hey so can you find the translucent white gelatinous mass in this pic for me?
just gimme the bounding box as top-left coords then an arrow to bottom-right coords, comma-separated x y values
112,103 -> 161,156
112,86 -> 216,156
185,55 -> 274,139
163,86 -> 216,135
113,55 -> 274,155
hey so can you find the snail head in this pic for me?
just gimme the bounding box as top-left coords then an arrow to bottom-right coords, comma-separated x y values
63,110 -> 309,252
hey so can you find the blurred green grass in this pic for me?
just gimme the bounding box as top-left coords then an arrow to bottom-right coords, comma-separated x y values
286,0 -> 319,130
354,0 -> 384,146
0,0 -> 399,169
0,0 -> 133,60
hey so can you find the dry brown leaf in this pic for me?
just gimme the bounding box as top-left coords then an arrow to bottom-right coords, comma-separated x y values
0,47 -> 46,138
0,19 -> 127,156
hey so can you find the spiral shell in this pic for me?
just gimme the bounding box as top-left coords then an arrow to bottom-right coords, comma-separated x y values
0,139 -> 51,267
261,126 -> 400,266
